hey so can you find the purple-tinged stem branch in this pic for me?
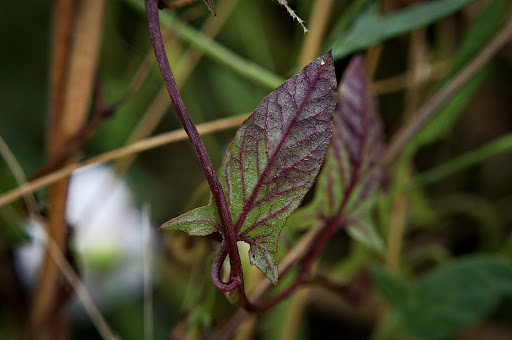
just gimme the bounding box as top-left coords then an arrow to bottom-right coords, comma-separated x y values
237,176 -> 356,312
144,0 -> 242,291
237,215 -> 342,313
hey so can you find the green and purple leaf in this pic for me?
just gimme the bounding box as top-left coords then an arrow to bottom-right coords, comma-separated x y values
289,54 -> 384,249
220,52 -> 336,282
161,52 -> 337,283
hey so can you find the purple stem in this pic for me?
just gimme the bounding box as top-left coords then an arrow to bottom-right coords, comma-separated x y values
144,0 -> 242,291
247,183 -> 357,310
241,180 -> 357,311
240,216 -> 342,312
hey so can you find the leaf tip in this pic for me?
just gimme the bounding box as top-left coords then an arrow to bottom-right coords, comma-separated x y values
345,53 -> 365,76
320,50 -> 334,65
158,221 -> 170,231
248,246 -> 279,285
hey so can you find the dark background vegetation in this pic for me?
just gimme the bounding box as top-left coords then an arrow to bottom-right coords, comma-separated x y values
1,0 -> 512,339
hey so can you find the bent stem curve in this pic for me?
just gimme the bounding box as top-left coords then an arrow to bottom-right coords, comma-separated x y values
211,242 -> 242,292
144,0 -> 243,291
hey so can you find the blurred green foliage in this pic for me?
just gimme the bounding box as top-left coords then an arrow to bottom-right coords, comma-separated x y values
1,0 -> 512,339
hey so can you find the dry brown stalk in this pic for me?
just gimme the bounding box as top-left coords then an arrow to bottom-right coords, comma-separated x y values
297,0 -> 334,66
28,0 -> 107,338
0,137 -> 118,340
0,114 -> 249,209
383,16 -> 512,166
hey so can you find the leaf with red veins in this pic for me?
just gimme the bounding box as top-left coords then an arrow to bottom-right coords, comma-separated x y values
220,51 -> 336,283
160,52 -> 337,284
289,54 -> 385,231
326,54 -> 383,217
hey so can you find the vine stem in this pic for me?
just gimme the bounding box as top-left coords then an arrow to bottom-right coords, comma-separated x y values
219,157 -> 361,318
232,213 -> 344,314
143,0 -> 242,290
213,220 -> 333,339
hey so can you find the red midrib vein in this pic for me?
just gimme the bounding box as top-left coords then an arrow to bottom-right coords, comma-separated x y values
235,62 -> 328,237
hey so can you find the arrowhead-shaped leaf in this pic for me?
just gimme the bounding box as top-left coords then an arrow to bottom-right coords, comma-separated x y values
289,54 -> 384,248
161,52 -> 337,284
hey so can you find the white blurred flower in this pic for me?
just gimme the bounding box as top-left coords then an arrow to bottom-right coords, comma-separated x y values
15,164 -> 150,310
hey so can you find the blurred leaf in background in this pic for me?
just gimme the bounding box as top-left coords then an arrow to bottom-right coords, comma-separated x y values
1,0 -> 512,339
372,256 -> 512,340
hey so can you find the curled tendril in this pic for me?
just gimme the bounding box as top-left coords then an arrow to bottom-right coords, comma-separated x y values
211,242 -> 241,292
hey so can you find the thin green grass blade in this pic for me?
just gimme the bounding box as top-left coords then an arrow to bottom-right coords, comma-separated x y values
331,0 -> 477,60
